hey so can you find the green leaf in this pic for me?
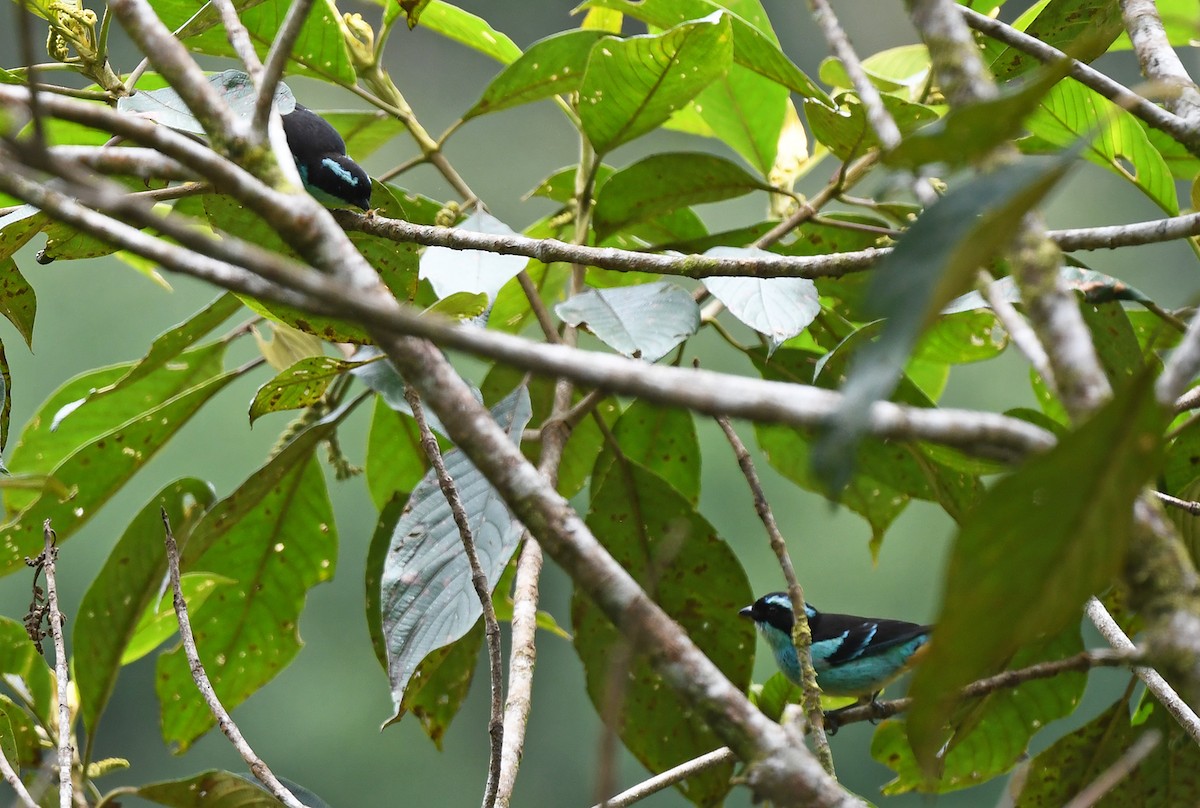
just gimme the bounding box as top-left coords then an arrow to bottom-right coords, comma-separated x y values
466,30 -> 607,119
392,623 -> 483,746
0,617 -> 54,734
1024,79 -> 1178,214
1015,692 -> 1200,806
577,14 -> 733,155
248,355 -> 367,424
424,291 -> 489,320
161,0 -> 355,84
592,399 -> 701,504
0,362 -> 237,576
381,388 -> 532,714
348,183 -> 421,304
815,152 -> 1077,492
683,64 -> 788,175
397,0 -> 522,64
1080,300 -> 1144,391
74,479 -> 218,739
580,0 -> 830,103
0,694 -> 41,769
873,625 -> 1086,793
987,0 -> 1124,80
820,44 -> 931,99
555,281 -> 699,362
365,398 -> 428,510
574,465 -> 753,807
907,374 -> 1166,771
592,152 -> 773,239
0,206 -> 47,262
157,436 -> 339,751
0,257 -> 36,349
314,110 -> 405,158
121,572 -> 232,665
104,770 -> 292,807
805,93 -> 938,161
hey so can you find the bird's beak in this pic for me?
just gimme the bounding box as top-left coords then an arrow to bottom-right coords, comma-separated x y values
738,606 -> 754,620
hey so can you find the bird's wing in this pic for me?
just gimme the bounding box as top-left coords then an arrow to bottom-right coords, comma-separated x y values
817,613 -> 930,664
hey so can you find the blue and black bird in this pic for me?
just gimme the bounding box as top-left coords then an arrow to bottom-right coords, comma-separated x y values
280,104 -> 372,210
740,592 -> 931,707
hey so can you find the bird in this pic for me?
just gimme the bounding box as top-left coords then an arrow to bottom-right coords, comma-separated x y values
280,104 -> 372,210
740,592 -> 931,711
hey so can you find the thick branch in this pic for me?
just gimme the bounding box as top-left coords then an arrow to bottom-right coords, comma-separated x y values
1119,0 -> 1200,124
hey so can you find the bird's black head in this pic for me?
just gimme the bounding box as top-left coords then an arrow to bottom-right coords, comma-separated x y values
281,104 -> 373,210
740,592 -> 817,634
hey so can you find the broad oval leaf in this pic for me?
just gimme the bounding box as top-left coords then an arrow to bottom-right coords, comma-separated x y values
555,281 -> 699,362
389,0 -> 522,64
593,153 -> 773,239
579,0 -> 829,103
380,386 -> 532,714
466,29 -> 606,119
577,13 -> 733,155
591,399 -> 701,504
419,210 -> 528,302
705,246 -> 820,352
0,258 -> 36,349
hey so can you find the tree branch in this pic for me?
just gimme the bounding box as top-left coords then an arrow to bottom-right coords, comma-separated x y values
36,522 -> 71,808
589,748 -> 737,808
1119,0 -> 1200,124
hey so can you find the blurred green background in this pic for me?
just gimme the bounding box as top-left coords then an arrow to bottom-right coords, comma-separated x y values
0,1 -> 1197,805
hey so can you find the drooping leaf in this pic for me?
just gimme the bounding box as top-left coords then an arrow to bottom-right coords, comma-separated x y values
116,69 -> 295,135
556,282 -> 699,362
873,625 -> 1086,794
0,694 -> 40,769
74,478 -> 218,739
906,374 -> 1166,771
592,399 -> 701,504
592,153 -> 773,239
419,210 -> 528,302
574,465 -> 753,807
814,151 -> 1078,492
114,294 -> 242,393
580,0 -> 830,103
805,93 -> 939,161
0,206 -> 47,264
466,30 -> 606,119
392,0 -> 522,64
157,416 -> 342,751
1079,300 -> 1144,391
0,364 -> 238,575
705,247 -> 820,351
820,44 -> 931,99
248,355 -> 367,424
577,13 -> 733,155
0,617 -> 55,734
380,387 -> 532,715
101,769 -> 294,808
0,257 -> 36,348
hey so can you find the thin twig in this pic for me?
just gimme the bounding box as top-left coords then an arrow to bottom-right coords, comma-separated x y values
714,415 -> 833,774
829,647 -> 1132,727
38,522 -> 71,808
1118,0 -> 1200,125
402,388 -> 504,808
1086,597 -> 1200,745
978,270 -> 1057,394
159,511 -> 308,808
0,738 -> 37,808
589,747 -> 737,808
253,0 -> 316,133
211,0 -> 263,85
1062,729 -> 1160,808
1154,490 -> 1200,516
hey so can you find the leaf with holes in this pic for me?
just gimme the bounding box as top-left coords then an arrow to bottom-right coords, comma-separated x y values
577,13 -> 732,154
249,355 -> 367,424
466,29 -> 606,119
